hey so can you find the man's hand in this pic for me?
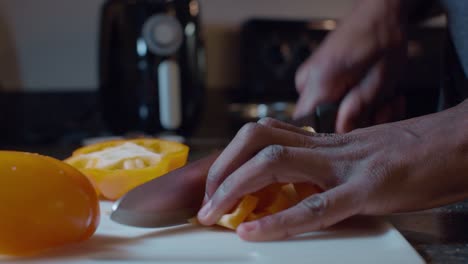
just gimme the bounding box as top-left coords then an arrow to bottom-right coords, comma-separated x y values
197,101 -> 468,241
294,0 -> 408,133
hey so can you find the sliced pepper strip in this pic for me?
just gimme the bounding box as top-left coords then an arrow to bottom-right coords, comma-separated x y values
217,195 -> 259,230
217,183 -> 323,230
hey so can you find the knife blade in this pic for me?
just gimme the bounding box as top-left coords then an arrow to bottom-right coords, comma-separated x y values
110,103 -> 339,228
111,152 -> 219,228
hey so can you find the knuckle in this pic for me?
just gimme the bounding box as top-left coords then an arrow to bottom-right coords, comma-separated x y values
238,122 -> 263,139
257,145 -> 288,163
257,117 -> 277,127
300,194 -> 328,218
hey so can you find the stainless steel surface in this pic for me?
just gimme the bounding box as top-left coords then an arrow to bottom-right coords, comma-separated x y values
110,153 -> 218,228
111,200 -> 197,228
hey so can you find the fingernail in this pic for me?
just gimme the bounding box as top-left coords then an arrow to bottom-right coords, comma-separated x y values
240,222 -> 257,233
198,200 -> 212,219
202,193 -> 209,205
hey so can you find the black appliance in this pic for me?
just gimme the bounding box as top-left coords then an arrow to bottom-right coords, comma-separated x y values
233,19 -> 445,119
99,0 -> 205,136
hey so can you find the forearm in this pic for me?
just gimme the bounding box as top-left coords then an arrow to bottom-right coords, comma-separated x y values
342,0 -> 411,51
355,0 -> 434,17
351,0 -> 440,29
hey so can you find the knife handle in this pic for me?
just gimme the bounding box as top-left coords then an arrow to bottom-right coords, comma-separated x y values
315,103 -> 339,133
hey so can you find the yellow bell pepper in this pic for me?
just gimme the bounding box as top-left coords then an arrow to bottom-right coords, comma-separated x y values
217,195 -> 259,230
217,183 -> 323,230
0,151 -> 99,255
64,138 -> 189,200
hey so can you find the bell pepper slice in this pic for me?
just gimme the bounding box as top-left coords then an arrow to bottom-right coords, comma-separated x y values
64,138 -> 189,200
218,183 -> 323,230
217,195 -> 259,230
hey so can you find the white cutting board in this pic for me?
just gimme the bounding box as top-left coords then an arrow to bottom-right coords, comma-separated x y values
4,202 -> 425,264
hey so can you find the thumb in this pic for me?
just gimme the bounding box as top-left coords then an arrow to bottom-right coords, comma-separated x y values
236,184 -> 361,241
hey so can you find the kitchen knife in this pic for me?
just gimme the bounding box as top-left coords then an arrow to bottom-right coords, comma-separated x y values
291,103 -> 339,133
110,103 -> 339,228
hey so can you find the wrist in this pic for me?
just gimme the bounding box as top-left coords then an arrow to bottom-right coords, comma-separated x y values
400,102 -> 467,147
400,104 -> 468,202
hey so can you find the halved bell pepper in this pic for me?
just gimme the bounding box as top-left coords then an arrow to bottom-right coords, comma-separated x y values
64,138 -> 189,200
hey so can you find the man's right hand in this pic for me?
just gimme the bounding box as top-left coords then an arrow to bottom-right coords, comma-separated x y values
294,0 -> 409,133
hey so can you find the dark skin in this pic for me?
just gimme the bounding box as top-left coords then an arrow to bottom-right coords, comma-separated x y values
294,0 -> 419,132
197,0 -> 468,241
198,101 -> 468,241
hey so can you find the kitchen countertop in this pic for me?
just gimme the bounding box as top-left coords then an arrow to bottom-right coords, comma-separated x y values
389,203 -> 468,263
1,91 -> 467,263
